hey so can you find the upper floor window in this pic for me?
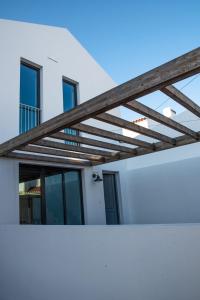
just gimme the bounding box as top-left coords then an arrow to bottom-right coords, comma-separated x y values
19,61 -> 40,133
63,79 -> 78,144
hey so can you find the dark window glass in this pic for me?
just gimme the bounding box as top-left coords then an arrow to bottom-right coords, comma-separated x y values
103,173 -> 119,225
63,81 -> 76,112
45,174 -> 64,225
63,80 -> 78,144
64,171 -> 83,225
19,63 -> 40,133
20,63 -> 39,107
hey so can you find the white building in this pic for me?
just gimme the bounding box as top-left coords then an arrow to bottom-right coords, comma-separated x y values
1,19 -> 200,300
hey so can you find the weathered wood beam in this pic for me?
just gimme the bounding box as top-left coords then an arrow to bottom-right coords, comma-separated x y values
95,113 -> 175,144
161,85 -> 200,118
72,123 -> 153,149
31,139 -> 117,158
21,144 -> 105,162
124,100 -> 198,139
51,132 -> 137,154
7,152 -> 91,166
94,130 -> 200,165
1,47 -> 200,155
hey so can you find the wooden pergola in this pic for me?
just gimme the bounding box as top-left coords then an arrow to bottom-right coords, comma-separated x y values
1,47 -> 200,167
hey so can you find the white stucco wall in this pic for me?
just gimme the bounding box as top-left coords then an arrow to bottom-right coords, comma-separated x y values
1,224 -> 200,300
0,159 -> 19,224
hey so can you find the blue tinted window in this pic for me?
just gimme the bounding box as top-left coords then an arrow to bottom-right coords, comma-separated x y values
19,63 -> 40,133
63,80 -> 78,144
63,81 -> 76,112
20,63 -> 39,107
64,171 -> 83,225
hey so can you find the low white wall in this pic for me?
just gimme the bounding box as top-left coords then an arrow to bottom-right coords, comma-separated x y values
1,224 -> 200,300
0,159 -> 19,224
125,156 -> 200,224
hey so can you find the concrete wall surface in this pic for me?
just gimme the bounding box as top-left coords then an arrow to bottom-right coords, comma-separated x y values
123,155 -> 200,224
1,224 -> 200,300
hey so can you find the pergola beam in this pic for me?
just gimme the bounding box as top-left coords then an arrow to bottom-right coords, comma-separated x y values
95,113 -> 175,144
21,144 -> 105,162
7,152 -> 91,166
161,85 -> 200,118
97,130 -> 200,165
31,139 -> 117,158
51,132 -> 136,154
72,123 -> 153,149
124,100 -> 198,139
1,47 -> 200,156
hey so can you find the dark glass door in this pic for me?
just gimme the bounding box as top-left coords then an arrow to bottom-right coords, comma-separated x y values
64,171 -> 84,225
103,173 -> 119,225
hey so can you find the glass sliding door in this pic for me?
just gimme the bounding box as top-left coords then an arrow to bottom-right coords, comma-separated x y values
20,62 -> 40,133
45,173 -> 64,225
19,165 -> 84,225
64,171 -> 84,225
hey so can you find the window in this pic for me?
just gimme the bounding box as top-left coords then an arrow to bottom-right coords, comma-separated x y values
19,164 -> 84,225
19,61 -> 40,133
63,79 -> 78,144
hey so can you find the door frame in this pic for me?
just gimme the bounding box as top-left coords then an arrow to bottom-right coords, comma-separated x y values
102,170 -> 123,224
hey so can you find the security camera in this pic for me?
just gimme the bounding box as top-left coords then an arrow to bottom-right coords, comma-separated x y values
92,172 -> 103,182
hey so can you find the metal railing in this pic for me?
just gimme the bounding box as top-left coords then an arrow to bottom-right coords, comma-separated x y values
20,103 -> 41,134
64,128 -> 79,145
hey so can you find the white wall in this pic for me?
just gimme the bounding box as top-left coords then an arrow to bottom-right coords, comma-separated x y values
123,155 -> 200,224
0,159 -> 19,224
1,224 -> 200,300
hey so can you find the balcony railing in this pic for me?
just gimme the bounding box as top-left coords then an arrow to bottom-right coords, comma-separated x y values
20,103 -> 40,134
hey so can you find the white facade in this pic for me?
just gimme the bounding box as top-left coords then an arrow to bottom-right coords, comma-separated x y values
1,19 -> 200,300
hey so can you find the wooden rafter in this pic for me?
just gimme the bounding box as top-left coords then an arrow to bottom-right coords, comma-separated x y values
32,140 -> 116,158
95,113 -> 175,144
124,100 -> 198,139
51,132 -> 137,154
8,152 -> 92,166
72,123 -> 153,149
161,85 -> 200,118
20,144 -> 105,162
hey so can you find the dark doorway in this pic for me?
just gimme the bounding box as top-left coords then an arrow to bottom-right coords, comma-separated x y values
103,173 -> 120,225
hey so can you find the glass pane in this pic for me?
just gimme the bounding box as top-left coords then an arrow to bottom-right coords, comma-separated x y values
63,81 -> 78,145
103,174 -> 119,225
19,179 -> 41,224
45,174 -> 64,225
63,81 -> 76,111
64,171 -> 83,225
20,63 -> 39,107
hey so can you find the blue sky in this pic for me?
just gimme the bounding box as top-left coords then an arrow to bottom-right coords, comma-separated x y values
1,0 -> 200,120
